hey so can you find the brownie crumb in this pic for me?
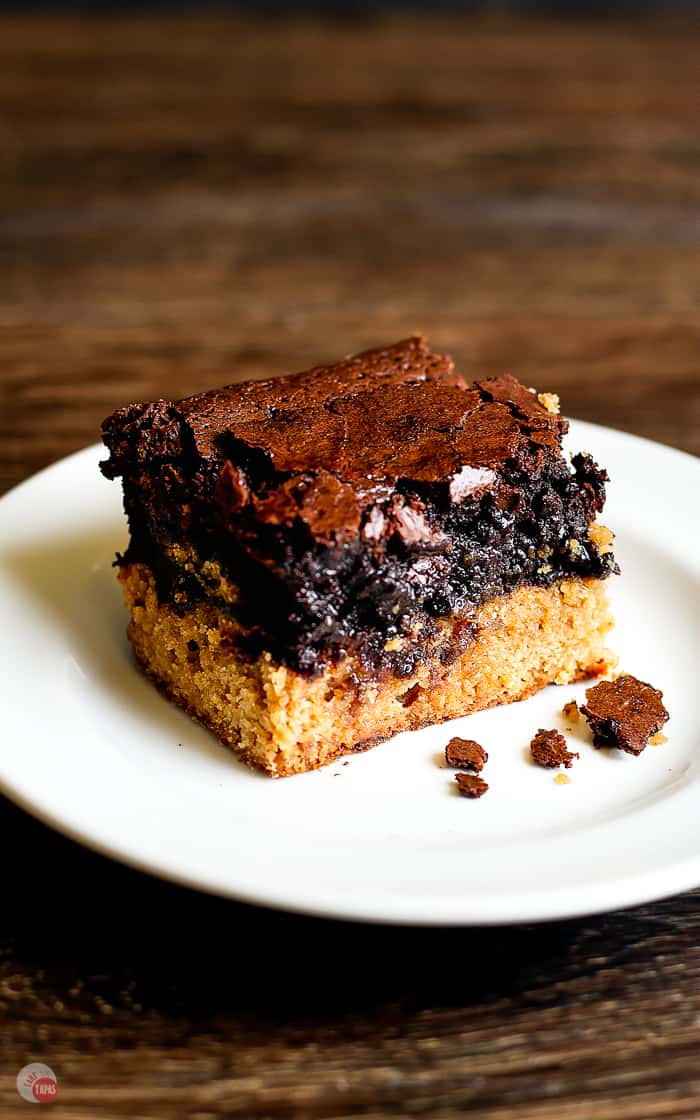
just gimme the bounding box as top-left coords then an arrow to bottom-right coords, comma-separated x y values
530,728 -> 579,769
554,773 -> 571,785
445,737 -> 488,772
455,772 -> 489,798
562,700 -> 580,723
581,674 -> 669,756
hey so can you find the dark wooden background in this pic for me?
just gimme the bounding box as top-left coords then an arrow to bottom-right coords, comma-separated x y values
1,13 -> 699,1118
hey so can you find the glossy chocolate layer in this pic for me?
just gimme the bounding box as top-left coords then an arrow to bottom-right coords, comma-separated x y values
101,336 -> 617,675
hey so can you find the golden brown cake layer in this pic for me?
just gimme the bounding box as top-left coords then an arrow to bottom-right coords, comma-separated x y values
120,563 -> 615,777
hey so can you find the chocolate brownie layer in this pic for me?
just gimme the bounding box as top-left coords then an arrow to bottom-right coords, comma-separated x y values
101,336 -> 617,675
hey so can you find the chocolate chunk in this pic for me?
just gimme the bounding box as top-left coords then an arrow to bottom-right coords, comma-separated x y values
445,737 -> 488,772
455,772 -> 489,798
530,728 -> 579,769
581,674 -> 669,755
398,683 -> 422,707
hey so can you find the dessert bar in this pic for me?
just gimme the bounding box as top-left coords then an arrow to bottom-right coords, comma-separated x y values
102,336 -> 617,776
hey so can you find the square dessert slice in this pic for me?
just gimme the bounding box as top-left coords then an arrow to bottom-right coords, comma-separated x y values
101,336 -> 617,776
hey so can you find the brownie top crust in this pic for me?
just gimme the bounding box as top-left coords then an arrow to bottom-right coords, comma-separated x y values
101,336 -> 616,675
102,336 -> 567,542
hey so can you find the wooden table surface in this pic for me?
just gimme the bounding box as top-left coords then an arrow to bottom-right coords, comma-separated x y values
1,13 -> 699,1118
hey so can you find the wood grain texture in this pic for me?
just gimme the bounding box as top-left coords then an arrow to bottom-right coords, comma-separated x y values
1,13 -> 699,1118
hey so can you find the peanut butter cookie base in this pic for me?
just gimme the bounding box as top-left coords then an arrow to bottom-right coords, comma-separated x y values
119,564 -> 615,777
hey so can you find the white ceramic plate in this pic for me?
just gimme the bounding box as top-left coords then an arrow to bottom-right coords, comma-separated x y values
0,422 -> 698,925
